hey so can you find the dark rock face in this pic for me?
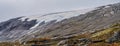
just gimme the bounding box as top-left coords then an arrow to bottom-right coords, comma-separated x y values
78,38 -> 91,43
57,38 -> 91,46
0,17 -> 37,31
0,17 -> 37,41
0,17 -> 21,31
107,31 -> 120,43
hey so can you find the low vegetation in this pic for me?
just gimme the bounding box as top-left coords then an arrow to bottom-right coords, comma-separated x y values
0,23 -> 120,46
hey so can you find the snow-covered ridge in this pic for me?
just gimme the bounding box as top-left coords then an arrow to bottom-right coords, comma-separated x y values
19,8 -> 96,29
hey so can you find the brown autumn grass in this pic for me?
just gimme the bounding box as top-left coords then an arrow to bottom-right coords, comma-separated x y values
0,23 -> 120,46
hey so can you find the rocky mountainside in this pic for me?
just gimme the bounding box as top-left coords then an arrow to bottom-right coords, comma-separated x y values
0,6 -> 95,41
0,2 -> 120,46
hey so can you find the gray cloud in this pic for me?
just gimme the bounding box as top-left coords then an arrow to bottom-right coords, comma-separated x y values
0,0 -> 119,22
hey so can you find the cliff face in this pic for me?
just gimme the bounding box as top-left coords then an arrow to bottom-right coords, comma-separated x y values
0,2 -> 120,46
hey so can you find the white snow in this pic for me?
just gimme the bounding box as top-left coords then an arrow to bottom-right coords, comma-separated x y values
19,8 -> 95,29
104,5 -> 110,8
110,11 -> 114,14
30,22 -> 42,29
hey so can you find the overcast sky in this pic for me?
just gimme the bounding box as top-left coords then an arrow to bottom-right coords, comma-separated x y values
0,0 -> 119,22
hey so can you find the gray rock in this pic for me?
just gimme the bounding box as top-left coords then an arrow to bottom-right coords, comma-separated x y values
0,3 -> 120,42
107,31 -> 120,43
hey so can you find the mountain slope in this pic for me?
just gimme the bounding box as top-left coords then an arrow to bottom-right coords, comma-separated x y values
0,7 -> 95,41
0,2 -> 120,46
25,2 -> 120,38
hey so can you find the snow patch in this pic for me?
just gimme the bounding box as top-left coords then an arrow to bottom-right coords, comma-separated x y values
104,5 -> 110,8
19,8 -> 95,29
30,21 -> 43,29
110,11 -> 114,14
